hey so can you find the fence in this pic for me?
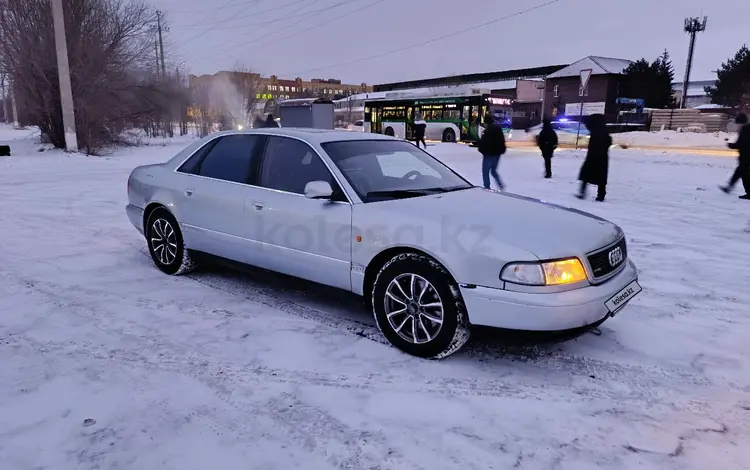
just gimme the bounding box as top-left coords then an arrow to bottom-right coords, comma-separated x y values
649,109 -> 730,133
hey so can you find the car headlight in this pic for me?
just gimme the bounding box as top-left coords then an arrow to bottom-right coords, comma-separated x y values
501,258 -> 587,286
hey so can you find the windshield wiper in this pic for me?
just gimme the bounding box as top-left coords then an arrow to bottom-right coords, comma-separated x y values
365,189 -> 436,198
365,186 -> 470,198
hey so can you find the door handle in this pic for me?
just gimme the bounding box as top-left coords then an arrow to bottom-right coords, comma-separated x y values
252,201 -> 265,210
185,188 -> 194,196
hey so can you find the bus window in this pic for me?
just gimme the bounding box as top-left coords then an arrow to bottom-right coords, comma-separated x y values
444,109 -> 460,120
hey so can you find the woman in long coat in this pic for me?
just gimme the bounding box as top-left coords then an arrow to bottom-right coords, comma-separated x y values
576,113 -> 611,202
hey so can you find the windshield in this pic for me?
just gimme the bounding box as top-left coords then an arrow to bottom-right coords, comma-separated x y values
321,140 -> 473,202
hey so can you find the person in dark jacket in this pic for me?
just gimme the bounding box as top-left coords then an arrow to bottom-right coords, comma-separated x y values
537,118 -> 558,178
576,113 -> 611,202
253,115 -> 265,129
265,114 -> 279,128
413,112 -> 427,149
720,113 -> 750,199
476,113 -> 506,190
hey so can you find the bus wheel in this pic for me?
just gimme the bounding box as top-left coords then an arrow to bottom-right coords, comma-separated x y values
384,127 -> 395,136
442,128 -> 456,142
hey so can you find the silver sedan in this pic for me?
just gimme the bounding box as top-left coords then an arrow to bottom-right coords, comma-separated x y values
126,128 -> 641,359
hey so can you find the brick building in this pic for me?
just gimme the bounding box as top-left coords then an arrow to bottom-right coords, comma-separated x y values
190,71 -> 371,102
542,56 -> 632,122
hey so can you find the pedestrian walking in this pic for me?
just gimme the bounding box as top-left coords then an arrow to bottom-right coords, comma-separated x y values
413,112 -> 427,149
476,113 -> 506,190
537,118 -> 558,178
720,112 -> 750,199
264,114 -> 279,128
576,113 -> 611,202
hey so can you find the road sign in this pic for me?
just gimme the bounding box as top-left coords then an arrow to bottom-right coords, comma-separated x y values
575,69 -> 593,149
579,68 -> 593,92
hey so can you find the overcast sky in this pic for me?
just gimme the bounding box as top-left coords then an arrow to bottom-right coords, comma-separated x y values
152,0 -> 748,85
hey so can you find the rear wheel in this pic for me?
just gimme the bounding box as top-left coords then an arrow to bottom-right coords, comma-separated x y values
372,253 -> 470,359
442,128 -> 456,142
145,207 -> 195,275
384,127 -> 395,137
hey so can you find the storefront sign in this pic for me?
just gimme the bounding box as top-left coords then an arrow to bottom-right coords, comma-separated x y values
488,97 -> 513,106
564,102 -> 606,116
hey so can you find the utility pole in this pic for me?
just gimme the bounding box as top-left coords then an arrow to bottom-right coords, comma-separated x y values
156,10 -> 166,78
51,0 -> 78,151
1,75 -> 8,124
154,39 -> 160,79
10,79 -> 19,127
681,16 -> 707,109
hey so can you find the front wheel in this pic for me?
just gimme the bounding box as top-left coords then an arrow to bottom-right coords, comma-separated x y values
442,128 -> 456,142
372,253 -> 470,359
145,207 -> 195,275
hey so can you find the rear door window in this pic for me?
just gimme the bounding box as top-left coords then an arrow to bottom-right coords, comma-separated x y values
189,135 -> 261,184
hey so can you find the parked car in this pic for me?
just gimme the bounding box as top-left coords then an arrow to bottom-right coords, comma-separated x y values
126,129 -> 641,359
509,119 -> 591,145
346,120 -> 364,132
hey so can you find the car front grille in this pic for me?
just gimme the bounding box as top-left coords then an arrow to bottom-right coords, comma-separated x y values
587,237 -> 627,278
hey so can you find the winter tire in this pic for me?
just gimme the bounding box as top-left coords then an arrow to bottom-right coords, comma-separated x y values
384,127 -> 395,137
145,207 -> 195,275
442,128 -> 456,143
372,253 -> 470,359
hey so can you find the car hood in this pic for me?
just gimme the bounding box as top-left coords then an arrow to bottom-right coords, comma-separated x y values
369,187 -> 621,260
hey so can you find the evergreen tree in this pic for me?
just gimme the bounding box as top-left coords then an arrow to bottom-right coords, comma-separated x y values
621,51 -> 675,108
651,49 -> 676,108
621,59 -> 652,100
705,45 -> 750,108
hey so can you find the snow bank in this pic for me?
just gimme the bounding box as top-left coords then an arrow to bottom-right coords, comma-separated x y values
612,130 -> 737,149
0,124 -> 40,142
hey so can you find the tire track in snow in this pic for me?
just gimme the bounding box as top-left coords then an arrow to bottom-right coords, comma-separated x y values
175,262 -> 714,392
0,268 -> 715,405
2,270 -> 740,469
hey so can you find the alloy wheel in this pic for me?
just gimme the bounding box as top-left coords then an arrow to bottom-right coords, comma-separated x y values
150,218 -> 177,266
384,273 -> 444,344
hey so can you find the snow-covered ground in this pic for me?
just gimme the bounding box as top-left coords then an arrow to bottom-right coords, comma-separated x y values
1,126 -> 749,470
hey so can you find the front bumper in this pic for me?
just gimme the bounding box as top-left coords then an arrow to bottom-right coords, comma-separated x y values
125,204 -> 144,235
461,260 -> 638,331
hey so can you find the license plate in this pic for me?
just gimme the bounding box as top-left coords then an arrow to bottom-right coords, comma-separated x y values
605,280 -> 642,315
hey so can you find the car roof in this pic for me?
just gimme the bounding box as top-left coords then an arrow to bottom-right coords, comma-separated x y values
206,127 -> 396,145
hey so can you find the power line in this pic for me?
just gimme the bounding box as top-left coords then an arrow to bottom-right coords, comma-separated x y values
253,0 -> 388,49
169,0 -> 269,15
174,0 -> 350,29
188,0 -> 362,64
284,0 -> 562,77
179,0 -> 324,45
174,0 -> 265,45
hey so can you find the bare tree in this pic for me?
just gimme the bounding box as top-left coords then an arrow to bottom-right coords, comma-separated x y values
0,0 -> 188,153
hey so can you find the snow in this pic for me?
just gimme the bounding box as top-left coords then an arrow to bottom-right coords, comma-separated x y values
1,124 -> 750,470
611,130 -> 737,150
511,127 -> 739,151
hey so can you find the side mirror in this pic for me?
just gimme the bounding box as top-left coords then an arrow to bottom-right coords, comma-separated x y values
304,180 -> 333,199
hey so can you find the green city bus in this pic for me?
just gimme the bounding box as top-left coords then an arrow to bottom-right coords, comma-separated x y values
363,88 -> 513,143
